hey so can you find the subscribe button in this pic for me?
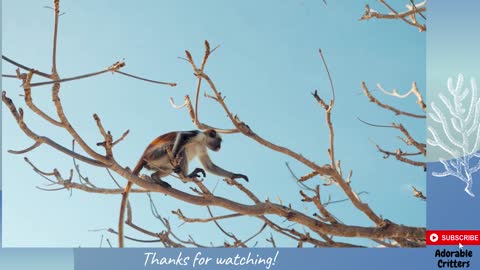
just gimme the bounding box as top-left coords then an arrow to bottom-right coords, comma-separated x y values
427,230 -> 480,245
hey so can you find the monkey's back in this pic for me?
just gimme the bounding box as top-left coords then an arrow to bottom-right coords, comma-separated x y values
149,132 -> 177,148
142,132 -> 177,158
139,130 -> 201,173
139,132 -> 176,173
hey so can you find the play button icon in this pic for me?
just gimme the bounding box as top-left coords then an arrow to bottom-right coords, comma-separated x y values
430,233 -> 439,243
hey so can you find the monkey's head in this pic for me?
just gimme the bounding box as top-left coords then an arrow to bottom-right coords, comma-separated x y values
203,129 -> 222,152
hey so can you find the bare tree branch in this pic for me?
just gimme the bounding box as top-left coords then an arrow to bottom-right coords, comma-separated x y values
361,82 -> 425,118
360,1 -> 426,32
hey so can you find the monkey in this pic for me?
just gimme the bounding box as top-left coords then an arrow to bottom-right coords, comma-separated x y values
118,129 -> 248,247
131,129 -> 248,187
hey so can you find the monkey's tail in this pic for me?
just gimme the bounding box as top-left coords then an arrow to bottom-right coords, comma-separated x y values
132,158 -> 146,176
119,158 -> 146,248
124,158 -> 146,195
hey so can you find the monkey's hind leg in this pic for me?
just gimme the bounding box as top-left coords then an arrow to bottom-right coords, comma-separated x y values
150,171 -> 172,188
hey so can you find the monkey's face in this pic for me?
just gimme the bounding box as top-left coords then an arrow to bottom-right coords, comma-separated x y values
204,129 -> 222,151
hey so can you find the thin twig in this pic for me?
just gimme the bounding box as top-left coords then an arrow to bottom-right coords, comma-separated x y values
30,63 -> 125,87
361,82 -> 426,118
2,55 -> 51,78
8,141 -> 42,154
115,70 -> 177,86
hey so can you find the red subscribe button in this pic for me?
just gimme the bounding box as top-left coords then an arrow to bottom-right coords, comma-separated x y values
427,230 -> 480,245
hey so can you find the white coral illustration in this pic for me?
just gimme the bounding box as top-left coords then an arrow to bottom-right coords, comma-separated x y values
427,74 -> 480,197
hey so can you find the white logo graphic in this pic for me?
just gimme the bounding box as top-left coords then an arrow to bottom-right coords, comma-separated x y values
428,74 -> 480,197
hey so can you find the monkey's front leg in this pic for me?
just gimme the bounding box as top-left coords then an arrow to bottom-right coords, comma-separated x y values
172,157 -> 205,182
173,165 -> 206,180
187,168 -> 206,178
231,173 -> 249,182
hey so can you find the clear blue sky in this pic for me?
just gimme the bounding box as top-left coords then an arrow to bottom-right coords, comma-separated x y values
2,0 -> 425,247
